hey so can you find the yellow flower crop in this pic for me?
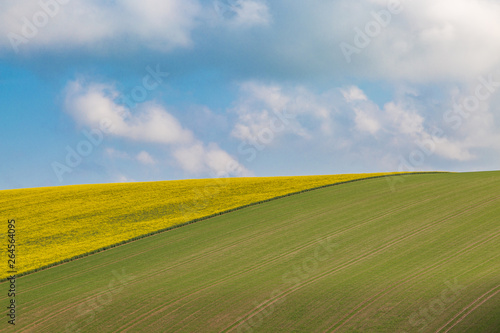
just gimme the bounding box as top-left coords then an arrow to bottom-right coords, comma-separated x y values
0,173 -> 403,278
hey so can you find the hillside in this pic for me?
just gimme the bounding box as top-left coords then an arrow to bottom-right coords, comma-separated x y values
0,172 -> 400,278
0,171 -> 499,332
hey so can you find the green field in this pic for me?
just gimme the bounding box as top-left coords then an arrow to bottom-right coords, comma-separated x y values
1,172 -> 499,332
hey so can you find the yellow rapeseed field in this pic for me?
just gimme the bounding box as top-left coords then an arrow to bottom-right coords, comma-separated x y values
0,173 -> 403,278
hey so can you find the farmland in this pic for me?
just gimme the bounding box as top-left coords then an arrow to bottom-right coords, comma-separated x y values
0,172 -> 400,278
0,171 -> 498,332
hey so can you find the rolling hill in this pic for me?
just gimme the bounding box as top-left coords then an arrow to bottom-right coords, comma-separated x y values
0,172 -> 401,278
0,171 -> 499,332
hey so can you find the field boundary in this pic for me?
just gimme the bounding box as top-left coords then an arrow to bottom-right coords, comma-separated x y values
0,172 -> 445,282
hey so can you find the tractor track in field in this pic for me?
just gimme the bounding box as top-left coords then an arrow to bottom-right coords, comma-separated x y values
325,200 -> 500,332
20,224 -> 283,333
112,196 -> 436,332
7,232 -> 192,294
436,284 -> 500,333
377,252 -> 500,333
11,233 -> 197,316
221,194 -> 500,333
324,229 -> 500,332
19,193 -> 367,331
108,194 -> 497,332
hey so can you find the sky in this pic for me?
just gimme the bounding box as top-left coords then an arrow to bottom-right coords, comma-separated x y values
1,0 -> 500,190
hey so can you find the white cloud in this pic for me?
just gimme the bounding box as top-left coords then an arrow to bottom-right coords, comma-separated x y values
437,83 -> 500,160
0,0 -> 274,53
341,86 -> 368,102
136,151 -> 156,165
5,0 -> 500,84
205,0 -> 500,83
230,82 -> 338,142
354,108 -> 380,135
65,80 -> 194,145
173,143 -> 205,173
0,0 -> 201,52
230,82 -> 500,168
431,136 -> 474,161
116,175 -> 136,183
119,0 -> 200,50
345,0 -> 500,81
341,85 -> 493,163
211,0 -> 271,27
174,142 -> 252,177
382,100 -> 478,161
64,79 -> 250,177
343,87 -> 382,135
384,102 -> 425,137
204,143 -> 248,176
229,0 -> 271,27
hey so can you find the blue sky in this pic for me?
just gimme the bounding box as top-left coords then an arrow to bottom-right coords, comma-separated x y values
1,0 -> 500,190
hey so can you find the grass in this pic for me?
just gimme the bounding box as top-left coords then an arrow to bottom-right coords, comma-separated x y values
0,171 -> 498,332
0,172 -> 403,278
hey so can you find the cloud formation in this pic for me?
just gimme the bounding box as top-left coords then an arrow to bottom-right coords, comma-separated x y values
0,0 -> 273,53
230,82 -> 338,144
65,81 -> 194,145
4,0 -> 500,84
64,79 -> 251,177
341,86 -> 493,163
361,0 -> 500,81
229,80 -> 500,170
1,0 -> 200,52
